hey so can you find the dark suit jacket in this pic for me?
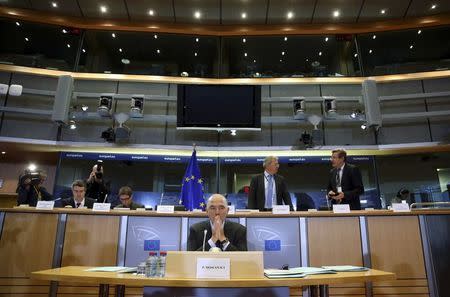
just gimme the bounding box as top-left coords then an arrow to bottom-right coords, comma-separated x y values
248,173 -> 294,211
60,197 -> 96,209
16,185 -> 53,206
327,163 -> 364,210
187,220 -> 247,251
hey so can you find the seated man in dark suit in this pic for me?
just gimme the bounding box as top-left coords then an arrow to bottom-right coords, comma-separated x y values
114,186 -> 144,210
247,156 -> 294,211
60,180 -> 95,209
187,194 -> 247,251
327,149 -> 364,210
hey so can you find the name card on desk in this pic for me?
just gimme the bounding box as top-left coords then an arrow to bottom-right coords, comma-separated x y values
392,203 -> 410,212
333,204 -> 350,213
196,258 -> 230,279
228,205 -> 235,214
157,205 -> 174,213
36,201 -> 54,210
272,205 -> 290,214
93,203 -> 111,212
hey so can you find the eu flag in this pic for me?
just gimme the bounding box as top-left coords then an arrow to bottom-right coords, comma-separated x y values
180,150 -> 205,211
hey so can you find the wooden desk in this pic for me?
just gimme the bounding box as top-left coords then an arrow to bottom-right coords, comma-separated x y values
31,266 -> 395,297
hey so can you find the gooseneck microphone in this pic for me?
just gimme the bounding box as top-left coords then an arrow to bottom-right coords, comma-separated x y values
202,229 -> 207,252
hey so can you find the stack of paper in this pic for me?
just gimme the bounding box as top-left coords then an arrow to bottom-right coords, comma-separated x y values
85,266 -> 137,273
321,265 -> 369,272
264,267 -> 336,279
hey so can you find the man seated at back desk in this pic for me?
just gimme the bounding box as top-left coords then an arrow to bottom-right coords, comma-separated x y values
187,194 -> 247,251
114,186 -> 144,210
60,180 -> 95,209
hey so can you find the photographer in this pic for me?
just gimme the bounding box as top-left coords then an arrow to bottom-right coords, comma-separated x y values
85,161 -> 110,203
16,170 -> 53,206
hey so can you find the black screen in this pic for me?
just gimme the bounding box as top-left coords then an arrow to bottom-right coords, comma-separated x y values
177,84 -> 261,128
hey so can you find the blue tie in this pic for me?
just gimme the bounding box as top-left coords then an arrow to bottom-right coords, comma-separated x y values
266,175 -> 274,209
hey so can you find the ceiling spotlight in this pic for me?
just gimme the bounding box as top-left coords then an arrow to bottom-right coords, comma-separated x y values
281,51 -> 285,56
62,29 -> 67,33
325,37 -> 329,42
81,105 -> 89,112
156,49 -> 160,54
372,34 -> 376,39
82,48 -> 86,53
194,52 -> 198,56
244,52 -> 247,57
121,58 -> 130,64
333,10 -> 340,18
111,33 -> 116,38
318,51 -> 322,56
431,4 -> 437,9
195,37 -> 199,42
119,48 -> 123,52
354,53 -> 358,57
324,99 -> 337,113
69,120 -> 77,130
181,71 -> 189,77
279,59 -> 283,62
380,9 -> 386,14
25,37 -> 29,42
284,36 -> 288,41
148,9 -> 154,16
409,44 -> 414,49
51,2 -> 58,8
293,99 -> 306,114
28,163 -> 37,171
241,12 -> 247,19
98,95 -> 112,117
254,72 -> 261,77
66,44 -> 71,48
361,123 -> 367,130
369,49 -> 373,54
417,29 -> 422,34
130,96 -> 144,117
194,11 -> 201,19
242,38 -> 246,43
287,11 -> 294,19
100,5 -> 107,13
1,151 -> 5,155
154,34 -> 158,39
230,129 -> 237,136
15,21 -> 20,26
253,59 -> 256,63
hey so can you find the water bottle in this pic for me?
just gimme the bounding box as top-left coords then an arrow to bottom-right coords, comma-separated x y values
145,252 -> 157,277
137,262 -> 146,276
157,251 -> 167,277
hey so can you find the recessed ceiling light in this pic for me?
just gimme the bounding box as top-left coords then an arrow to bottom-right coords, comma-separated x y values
194,11 -> 201,19
333,10 -> 340,18
318,51 -> 322,56
354,53 -> 358,57
241,12 -> 247,19
279,59 -> 283,62
148,9 -> 154,16
111,33 -> 116,38
82,49 -> 86,53
154,34 -> 158,39
195,38 -> 199,42
66,44 -> 71,48
244,52 -> 247,57
380,9 -> 386,14
156,49 -> 160,54
325,37 -> 329,42
431,4 -> 437,9
284,36 -> 288,41
242,38 -> 246,43
119,48 -> 122,52
100,5 -> 107,13
287,11 -> 294,19
25,37 -> 29,41
15,21 -> 20,26
372,34 -> 376,39
1,151 -> 5,154
281,51 -> 285,56
253,59 -> 256,63
51,2 -> 58,8
62,29 -> 67,33
409,44 -> 414,49
194,52 -> 198,56
306,58 -> 309,61
417,29 -> 422,34
369,49 -> 373,54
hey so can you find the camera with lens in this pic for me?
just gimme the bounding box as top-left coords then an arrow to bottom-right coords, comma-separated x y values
19,170 -> 42,186
95,160 -> 103,179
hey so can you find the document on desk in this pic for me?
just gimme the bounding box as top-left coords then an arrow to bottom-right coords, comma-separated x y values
85,266 -> 137,273
321,265 -> 369,272
264,267 -> 335,278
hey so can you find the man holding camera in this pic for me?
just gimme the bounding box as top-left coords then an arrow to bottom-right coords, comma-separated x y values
16,170 -> 53,206
86,161 -> 110,203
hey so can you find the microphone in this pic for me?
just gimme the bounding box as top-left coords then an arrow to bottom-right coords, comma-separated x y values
202,229 -> 207,252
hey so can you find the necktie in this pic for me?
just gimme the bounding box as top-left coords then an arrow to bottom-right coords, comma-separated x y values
76,202 -> 81,208
336,168 -> 341,187
266,175 -> 274,209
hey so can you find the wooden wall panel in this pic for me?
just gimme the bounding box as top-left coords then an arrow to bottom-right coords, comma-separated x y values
368,216 -> 429,297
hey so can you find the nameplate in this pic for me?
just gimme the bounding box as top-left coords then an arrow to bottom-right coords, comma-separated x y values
333,204 -> 350,213
157,205 -> 174,213
272,205 -> 290,214
392,203 -> 410,212
93,203 -> 111,212
36,201 -> 54,210
136,208 -> 146,212
307,209 -> 318,212
365,208 -> 375,211
228,205 -> 235,214
196,258 -> 230,279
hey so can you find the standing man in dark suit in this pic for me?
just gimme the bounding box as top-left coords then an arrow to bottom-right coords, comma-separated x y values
187,194 -> 247,251
247,156 -> 294,211
327,149 -> 364,210
60,180 -> 95,209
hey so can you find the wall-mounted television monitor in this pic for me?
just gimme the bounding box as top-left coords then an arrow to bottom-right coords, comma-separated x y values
177,84 -> 261,130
